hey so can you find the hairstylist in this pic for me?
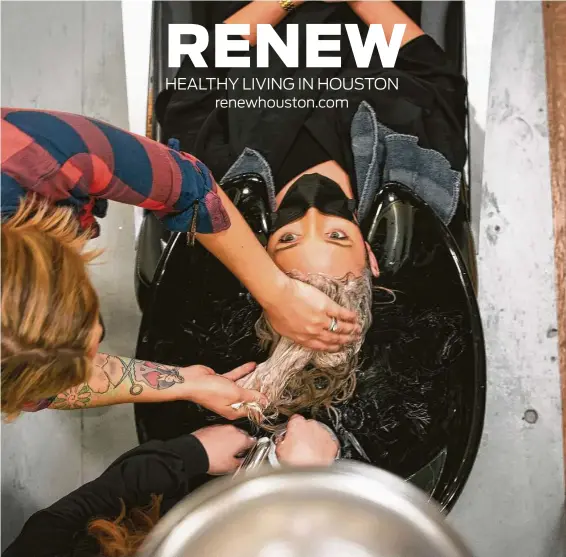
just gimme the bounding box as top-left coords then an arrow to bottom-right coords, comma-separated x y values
2,415 -> 338,557
1,109 -> 359,417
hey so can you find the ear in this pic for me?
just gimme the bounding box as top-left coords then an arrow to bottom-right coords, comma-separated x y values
87,341 -> 99,360
87,320 -> 104,359
365,242 -> 380,278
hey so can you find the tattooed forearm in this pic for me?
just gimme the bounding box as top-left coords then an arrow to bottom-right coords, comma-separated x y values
49,354 -> 185,410
135,360 -> 184,390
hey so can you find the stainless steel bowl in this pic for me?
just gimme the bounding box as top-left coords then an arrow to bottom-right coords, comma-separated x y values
137,461 -> 473,557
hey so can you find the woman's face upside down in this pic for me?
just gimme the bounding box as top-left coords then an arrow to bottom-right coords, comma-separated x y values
268,207 -> 371,278
241,164 -> 378,425
267,162 -> 379,280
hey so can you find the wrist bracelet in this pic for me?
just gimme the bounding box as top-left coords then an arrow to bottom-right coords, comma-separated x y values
279,0 -> 297,12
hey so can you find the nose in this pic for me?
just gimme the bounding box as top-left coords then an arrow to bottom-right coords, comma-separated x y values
301,208 -> 325,239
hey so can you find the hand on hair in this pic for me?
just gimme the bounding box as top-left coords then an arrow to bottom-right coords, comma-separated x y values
276,415 -> 339,466
263,277 -> 361,352
192,425 -> 256,475
181,363 -> 268,420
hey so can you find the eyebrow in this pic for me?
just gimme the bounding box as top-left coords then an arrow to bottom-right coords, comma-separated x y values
274,239 -> 353,253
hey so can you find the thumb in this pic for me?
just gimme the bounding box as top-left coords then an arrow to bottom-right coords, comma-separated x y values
231,429 -> 257,455
286,414 -> 306,432
286,414 -> 305,432
289,414 -> 305,423
240,387 -> 268,408
224,362 -> 257,381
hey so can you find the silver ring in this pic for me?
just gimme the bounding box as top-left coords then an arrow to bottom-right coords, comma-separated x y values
328,317 -> 338,333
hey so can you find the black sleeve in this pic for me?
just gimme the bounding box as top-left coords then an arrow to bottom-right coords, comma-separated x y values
330,33 -> 467,171
156,3 -> 249,150
2,435 -> 209,557
156,26 -> 229,153
394,34 -> 467,131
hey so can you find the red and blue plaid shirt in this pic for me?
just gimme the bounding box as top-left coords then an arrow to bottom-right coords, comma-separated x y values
1,108 -> 230,235
2,108 -> 232,413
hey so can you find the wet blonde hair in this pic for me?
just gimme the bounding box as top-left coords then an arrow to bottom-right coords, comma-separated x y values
1,199 -> 100,417
237,270 -> 373,425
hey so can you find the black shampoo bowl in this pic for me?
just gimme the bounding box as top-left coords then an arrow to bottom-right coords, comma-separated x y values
134,182 -> 485,513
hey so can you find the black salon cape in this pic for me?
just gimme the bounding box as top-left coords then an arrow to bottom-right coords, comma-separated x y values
156,1 -> 467,187
2,436 -> 209,557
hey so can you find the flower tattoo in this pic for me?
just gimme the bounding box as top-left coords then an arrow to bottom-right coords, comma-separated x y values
51,385 -> 92,409
45,355 -> 185,410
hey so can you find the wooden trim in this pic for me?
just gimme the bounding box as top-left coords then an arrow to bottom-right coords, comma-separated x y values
542,1 -> 566,478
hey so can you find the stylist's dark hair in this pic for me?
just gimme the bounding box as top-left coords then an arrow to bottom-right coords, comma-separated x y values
1,199 -> 101,417
87,495 -> 162,557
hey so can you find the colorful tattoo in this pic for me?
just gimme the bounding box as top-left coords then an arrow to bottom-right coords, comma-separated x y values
51,385 -> 92,410
48,354 -> 184,410
136,361 -> 184,390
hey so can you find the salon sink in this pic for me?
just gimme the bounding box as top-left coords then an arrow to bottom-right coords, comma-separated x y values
134,0 -> 483,513
134,182 -> 485,513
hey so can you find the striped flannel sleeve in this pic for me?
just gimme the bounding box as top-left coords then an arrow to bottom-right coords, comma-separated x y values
0,108 -> 230,234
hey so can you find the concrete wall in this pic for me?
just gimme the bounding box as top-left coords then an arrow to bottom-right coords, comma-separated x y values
1,1 -> 139,549
465,0 -> 496,242
449,3 -> 566,556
